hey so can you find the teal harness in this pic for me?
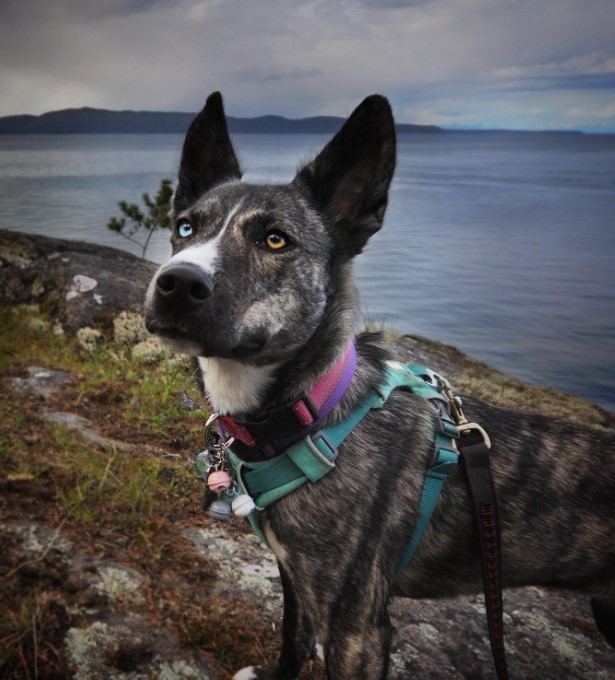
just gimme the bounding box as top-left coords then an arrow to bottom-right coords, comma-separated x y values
222,360 -> 508,678
228,360 -> 460,576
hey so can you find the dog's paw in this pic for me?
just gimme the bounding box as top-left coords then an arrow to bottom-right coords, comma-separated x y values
232,667 -> 259,680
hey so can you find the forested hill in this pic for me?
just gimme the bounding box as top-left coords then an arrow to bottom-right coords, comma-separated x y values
0,107 -> 443,134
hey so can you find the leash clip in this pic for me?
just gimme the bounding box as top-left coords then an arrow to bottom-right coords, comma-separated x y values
457,422 -> 492,450
430,373 -> 492,450
433,373 -> 469,427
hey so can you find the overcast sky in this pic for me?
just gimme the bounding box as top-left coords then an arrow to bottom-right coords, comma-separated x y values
1,0 -> 614,131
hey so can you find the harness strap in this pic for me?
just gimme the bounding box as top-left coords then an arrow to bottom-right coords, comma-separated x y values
394,436 -> 458,577
230,364 -> 431,507
229,363 -> 450,543
459,439 -> 509,680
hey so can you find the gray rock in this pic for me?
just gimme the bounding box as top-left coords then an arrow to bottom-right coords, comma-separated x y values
0,229 -> 158,331
186,518 -> 615,679
10,365 -> 71,398
1,521 -> 219,680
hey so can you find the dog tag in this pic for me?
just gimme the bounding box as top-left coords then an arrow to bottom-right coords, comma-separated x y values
209,499 -> 232,521
207,470 -> 232,492
232,494 -> 256,517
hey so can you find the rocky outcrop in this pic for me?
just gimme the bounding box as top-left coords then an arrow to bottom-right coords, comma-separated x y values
0,229 -> 158,331
2,230 -> 614,678
1,521 -> 218,680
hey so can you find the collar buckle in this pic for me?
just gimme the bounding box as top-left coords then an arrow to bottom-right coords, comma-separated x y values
290,392 -> 321,428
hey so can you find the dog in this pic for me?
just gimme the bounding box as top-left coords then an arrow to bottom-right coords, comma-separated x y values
144,92 -> 615,679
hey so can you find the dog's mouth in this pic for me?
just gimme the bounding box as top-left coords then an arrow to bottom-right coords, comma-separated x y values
147,322 -> 268,360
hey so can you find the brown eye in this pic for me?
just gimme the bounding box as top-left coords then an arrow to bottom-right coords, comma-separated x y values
264,231 -> 289,251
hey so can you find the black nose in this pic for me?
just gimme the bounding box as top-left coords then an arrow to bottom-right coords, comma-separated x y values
155,263 -> 214,306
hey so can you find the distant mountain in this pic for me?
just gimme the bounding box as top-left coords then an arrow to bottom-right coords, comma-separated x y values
0,108 -> 195,134
0,107 -> 443,135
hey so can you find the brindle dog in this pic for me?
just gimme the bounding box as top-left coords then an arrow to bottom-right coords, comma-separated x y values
144,92 -> 615,679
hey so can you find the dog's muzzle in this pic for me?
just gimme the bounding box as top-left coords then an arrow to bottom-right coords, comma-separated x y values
146,263 -> 262,357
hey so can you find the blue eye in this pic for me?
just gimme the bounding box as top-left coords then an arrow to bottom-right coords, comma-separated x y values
177,220 -> 193,238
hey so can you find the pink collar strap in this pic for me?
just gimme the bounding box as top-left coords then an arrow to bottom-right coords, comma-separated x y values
217,342 -> 356,457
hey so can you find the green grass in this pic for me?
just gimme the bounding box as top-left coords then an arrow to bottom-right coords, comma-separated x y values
0,303 -> 207,532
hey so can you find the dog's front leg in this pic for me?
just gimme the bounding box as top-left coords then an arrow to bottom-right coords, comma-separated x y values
233,563 -> 315,680
323,602 -> 392,680
277,562 -> 316,676
591,595 -> 615,649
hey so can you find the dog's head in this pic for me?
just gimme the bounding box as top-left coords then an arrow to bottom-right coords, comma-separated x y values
144,92 -> 396,366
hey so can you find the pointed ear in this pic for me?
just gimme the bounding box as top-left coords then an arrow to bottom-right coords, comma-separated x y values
292,94 -> 396,256
174,92 -> 242,212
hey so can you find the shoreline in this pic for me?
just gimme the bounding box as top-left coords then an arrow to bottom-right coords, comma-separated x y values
0,227 -> 612,426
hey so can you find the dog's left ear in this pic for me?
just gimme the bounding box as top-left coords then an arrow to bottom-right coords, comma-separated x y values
292,94 -> 396,256
174,91 -> 242,212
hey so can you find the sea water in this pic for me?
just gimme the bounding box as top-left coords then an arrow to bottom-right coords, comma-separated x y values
1,131 -> 614,409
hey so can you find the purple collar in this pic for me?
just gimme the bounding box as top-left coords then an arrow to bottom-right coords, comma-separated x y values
217,342 -> 356,458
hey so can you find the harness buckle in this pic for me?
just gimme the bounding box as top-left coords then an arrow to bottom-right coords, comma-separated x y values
305,431 -> 338,465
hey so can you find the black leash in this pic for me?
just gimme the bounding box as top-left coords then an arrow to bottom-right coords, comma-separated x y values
435,372 -> 509,679
458,434 -> 509,680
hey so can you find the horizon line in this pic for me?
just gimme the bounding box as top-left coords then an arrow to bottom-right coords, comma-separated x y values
0,105 -> 613,135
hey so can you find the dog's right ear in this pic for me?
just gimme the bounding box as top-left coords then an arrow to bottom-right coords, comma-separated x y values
174,92 -> 242,212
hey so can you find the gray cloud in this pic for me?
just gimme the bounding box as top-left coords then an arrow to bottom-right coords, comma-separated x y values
0,0 -> 614,130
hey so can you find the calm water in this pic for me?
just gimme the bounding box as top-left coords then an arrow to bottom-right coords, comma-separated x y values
1,132 -> 614,410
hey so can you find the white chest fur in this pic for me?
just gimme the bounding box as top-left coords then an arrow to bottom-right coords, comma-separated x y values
198,357 -> 278,415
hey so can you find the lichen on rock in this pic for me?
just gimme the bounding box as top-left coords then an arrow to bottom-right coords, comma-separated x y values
76,327 -> 103,352
131,336 -> 166,363
113,311 -> 150,346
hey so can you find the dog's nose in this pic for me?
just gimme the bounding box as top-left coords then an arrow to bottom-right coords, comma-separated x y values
155,263 -> 214,306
